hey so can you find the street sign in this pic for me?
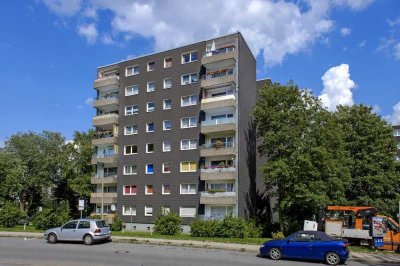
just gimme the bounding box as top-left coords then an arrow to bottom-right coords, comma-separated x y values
78,200 -> 85,211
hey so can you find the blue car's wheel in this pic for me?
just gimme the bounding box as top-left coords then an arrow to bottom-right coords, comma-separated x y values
269,248 -> 282,260
325,252 -> 340,265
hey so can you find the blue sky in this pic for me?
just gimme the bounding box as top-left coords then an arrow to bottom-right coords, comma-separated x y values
1,0 -> 400,145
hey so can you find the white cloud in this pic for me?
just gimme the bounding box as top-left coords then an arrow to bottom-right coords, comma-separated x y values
377,37 -> 400,61
319,64 -> 356,111
84,97 -> 94,106
43,0 -> 374,65
388,17 -> 400,27
393,43 -> 400,60
372,104 -> 381,114
340,27 -> 351,36
42,0 -> 81,16
388,102 -> 400,125
358,40 -> 367,48
77,23 -> 98,44
0,139 -> 4,148
102,34 -> 114,45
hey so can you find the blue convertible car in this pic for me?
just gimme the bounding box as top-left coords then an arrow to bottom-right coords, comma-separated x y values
260,231 -> 349,265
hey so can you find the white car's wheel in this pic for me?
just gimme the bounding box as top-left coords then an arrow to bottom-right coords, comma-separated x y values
269,248 -> 282,260
83,234 -> 94,245
325,252 -> 340,265
47,233 -> 57,244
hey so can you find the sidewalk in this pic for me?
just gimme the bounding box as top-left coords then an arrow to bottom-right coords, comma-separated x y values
1,231 -> 399,264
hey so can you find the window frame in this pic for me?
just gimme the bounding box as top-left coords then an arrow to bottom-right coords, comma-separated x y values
146,102 -> 155,112
163,141 -> 171,152
162,184 -> 171,195
124,145 -> 138,155
179,207 -> 196,217
146,122 -> 155,133
181,117 -> 197,128
125,65 -> 139,76
122,205 -> 137,216
164,57 -> 172,68
163,99 -> 172,110
145,164 -> 154,174
125,84 -> 139,96
123,185 -> 137,195
180,184 -> 197,194
147,61 -> 155,72
144,206 -> 153,216
181,51 -> 198,64
124,125 -> 138,135
180,161 -> 197,172
123,165 -> 137,175
146,143 -> 154,153
181,95 -> 198,107
147,81 -> 155,92
181,73 -> 198,85
145,185 -> 154,195
180,139 -> 197,150
163,78 -> 172,89
125,105 -> 139,116
162,162 -> 171,173
163,120 -> 172,131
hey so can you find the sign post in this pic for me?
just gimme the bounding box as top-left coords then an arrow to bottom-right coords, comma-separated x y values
78,199 -> 85,219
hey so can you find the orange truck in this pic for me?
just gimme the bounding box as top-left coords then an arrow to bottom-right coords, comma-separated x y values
323,206 -> 400,252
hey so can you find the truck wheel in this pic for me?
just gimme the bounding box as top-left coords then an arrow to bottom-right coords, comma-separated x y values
83,234 -> 94,245
325,252 -> 340,265
48,233 -> 57,244
269,248 -> 282,260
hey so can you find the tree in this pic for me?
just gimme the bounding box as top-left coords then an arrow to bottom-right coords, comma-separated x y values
253,81 -> 349,233
334,105 -> 400,216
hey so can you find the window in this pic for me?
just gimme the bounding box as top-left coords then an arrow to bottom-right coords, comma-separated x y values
126,65 -> 139,76
123,206 -> 136,216
162,184 -> 171,195
163,141 -> 171,152
124,125 -> 138,135
125,84 -> 139,96
146,122 -> 155,132
125,105 -> 138,115
394,129 -> 400,136
63,221 -> 78,229
124,165 -> 137,175
181,139 -> 197,150
164,78 -> 172,89
181,117 -> 197,128
161,206 -> 171,214
145,206 -> 153,216
162,163 -> 171,173
182,51 -> 198,64
146,143 -> 154,153
145,185 -> 154,195
180,184 -> 197,194
147,102 -> 155,112
123,185 -> 137,195
180,161 -> 197,172
181,73 -> 198,85
163,120 -> 172,131
124,145 -> 137,155
181,95 -> 197,107
179,207 -> 196,217
147,81 -> 155,92
146,164 -> 154,174
78,221 -> 90,229
147,61 -> 155,71
163,99 -> 171,110
164,57 -> 172,68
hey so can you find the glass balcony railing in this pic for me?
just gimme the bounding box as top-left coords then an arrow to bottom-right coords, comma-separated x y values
93,131 -> 115,139
202,117 -> 235,126
200,166 -> 235,173
95,94 -> 119,101
201,141 -> 234,149
204,46 -> 235,57
202,69 -> 234,80
93,153 -> 116,159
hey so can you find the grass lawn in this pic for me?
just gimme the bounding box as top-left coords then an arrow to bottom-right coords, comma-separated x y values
0,225 -> 42,233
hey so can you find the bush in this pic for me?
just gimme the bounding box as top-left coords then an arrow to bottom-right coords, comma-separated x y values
33,202 -> 70,230
110,217 -> 123,231
218,215 -> 248,238
244,220 -> 263,238
0,202 -> 25,227
154,211 -> 182,235
190,219 -> 221,237
271,231 -> 285,239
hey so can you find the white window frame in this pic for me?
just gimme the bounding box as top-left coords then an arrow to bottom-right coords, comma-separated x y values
124,145 -> 137,155
123,165 -> 137,175
179,207 -> 196,217
124,125 -> 138,135
145,185 -> 154,195
163,99 -> 172,110
180,184 -> 197,195
163,78 -> 172,89
162,162 -> 171,173
147,81 -> 155,92
146,164 -> 154,174
180,139 -> 197,150
125,105 -> 138,116
164,57 -> 172,68
181,73 -> 198,85
180,161 -> 197,173
163,120 -> 172,131
147,102 -> 155,112
123,185 -> 137,195
161,206 -> 171,214
146,122 -> 155,133
147,61 -> 155,72
181,117 -> 197,128
162,184 -> 171,195
181,51 -> 198,64
146,143 -> 154,153
163,141 -> 171,152
145,206 -> 153,216
125,84 -> 139,96
125,65 -> 139,76
181,95 -> 198,107
122,205 -> 137,216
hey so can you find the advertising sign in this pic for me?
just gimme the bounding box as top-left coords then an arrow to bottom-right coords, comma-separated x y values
372,217 -> 387,238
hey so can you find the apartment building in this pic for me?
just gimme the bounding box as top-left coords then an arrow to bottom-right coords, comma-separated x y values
394,125 -> 400,162
90,33 -> 257,230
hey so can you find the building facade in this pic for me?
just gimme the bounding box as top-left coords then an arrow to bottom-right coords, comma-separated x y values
394,125 -> 400,162
90,33 -> 258,230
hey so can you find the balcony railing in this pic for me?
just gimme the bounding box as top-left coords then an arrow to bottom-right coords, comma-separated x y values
92,153 -> 116,159
202,69 -> 234,80
95,94 -> 119,101
202,117 -> 235,126
204,46 -> 235,57
95,75 -> 119,82
201,167 -> 235,173
203,87 -> 234,99
202,141 -> 234,149
93,131 -> 115,139
201,191 -> 236,197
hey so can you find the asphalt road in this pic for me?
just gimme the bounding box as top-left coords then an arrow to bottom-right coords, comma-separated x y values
0,237 -> 396,266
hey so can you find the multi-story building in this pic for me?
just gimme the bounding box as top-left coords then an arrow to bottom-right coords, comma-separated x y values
90,33 -> 258,230
394,125 -> 400,162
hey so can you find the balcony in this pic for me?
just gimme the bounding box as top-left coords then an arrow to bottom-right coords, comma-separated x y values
92,131 -> 117,146
201,93 -> 235,110
92,113 -> 118,127
201,117 -> 236,134
201,69 -> 235,88
200,191 -> 236,205
93,95 -> 119,109
200,142 -> 235,157
200,167 -> 236,181
90,192 -> 117,204
94,75 -> 119,90
201,48 -> 237,66
91,175 -> 118,185
91,153 -> 117,165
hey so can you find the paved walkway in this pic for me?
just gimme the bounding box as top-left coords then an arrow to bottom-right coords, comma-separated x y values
1,231 -> 399,264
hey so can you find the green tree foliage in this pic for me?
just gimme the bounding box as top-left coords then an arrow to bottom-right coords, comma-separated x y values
0,202 -> 25,227
32,201 -> 70,230
154,211 -> 182,235
334,105 -> 400,216
110,217 -> 123,231
253,81 -> 350,233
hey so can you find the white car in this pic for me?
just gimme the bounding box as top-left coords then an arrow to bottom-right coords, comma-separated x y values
44,219 -> 111,245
